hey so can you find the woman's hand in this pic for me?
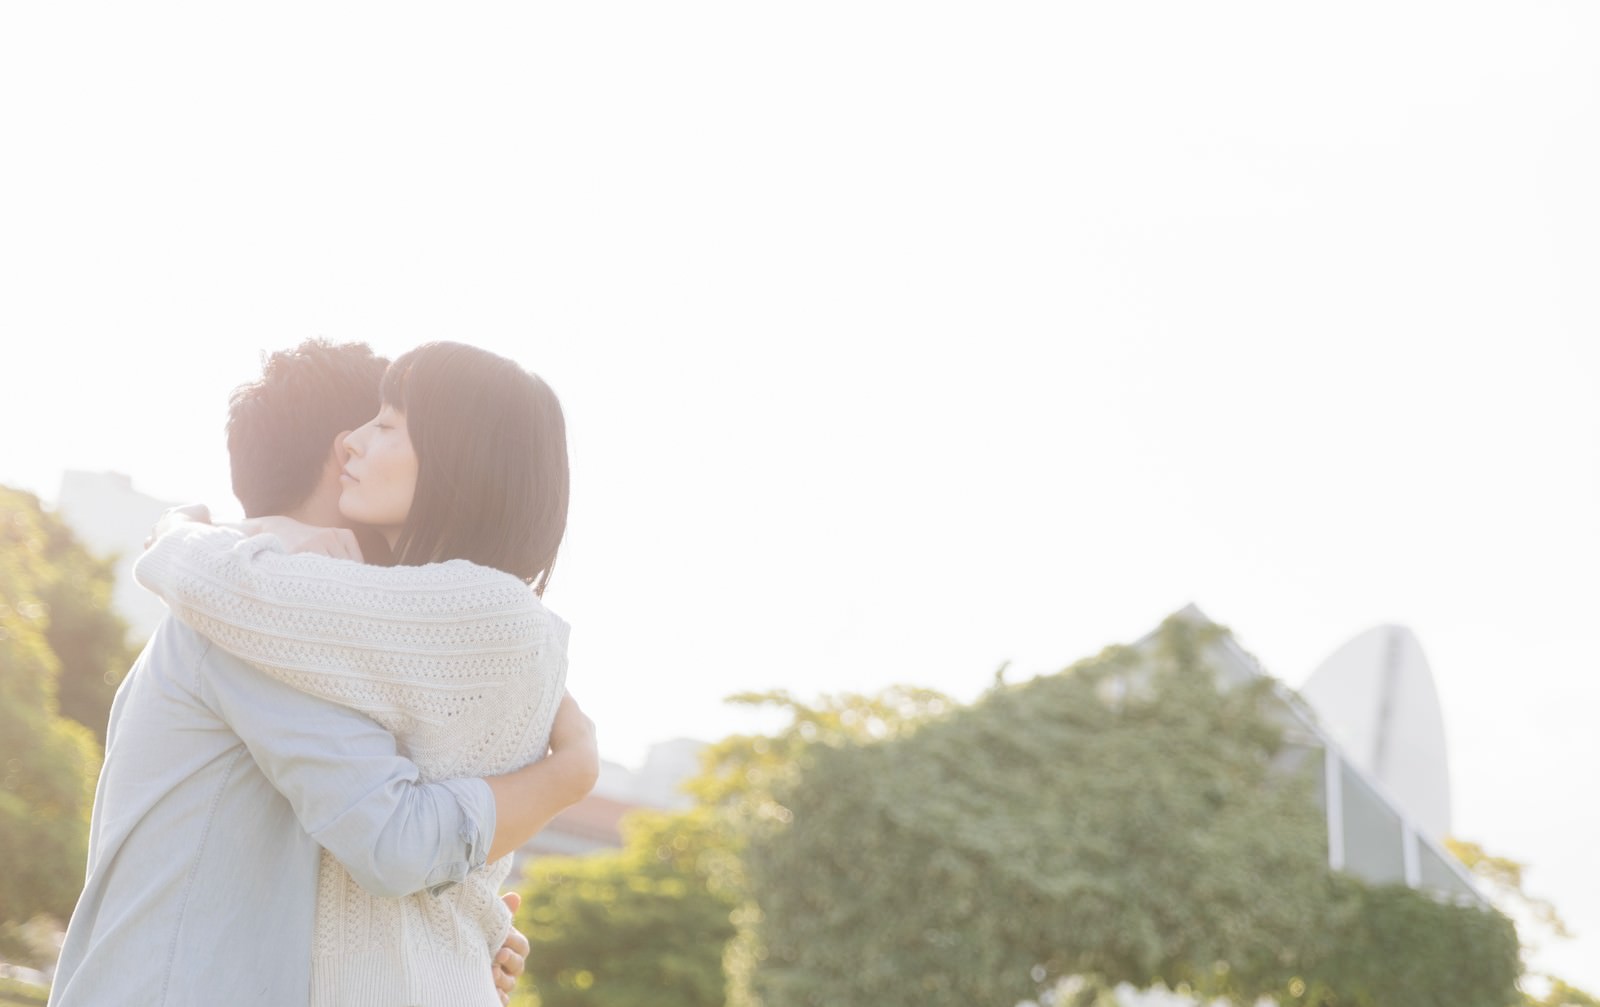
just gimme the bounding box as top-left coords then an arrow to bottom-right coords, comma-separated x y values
547,691 -> 600,798
238,515 -> 365,562
483,692 -> 600,860
143,503 -> 212,550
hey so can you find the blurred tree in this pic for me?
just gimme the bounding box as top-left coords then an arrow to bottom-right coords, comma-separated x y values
741,616 -> 1521,1007
515,808 -> 739,1007
1446,838 -> 1570,939
507,617 -> 1541,1007
685,685 -> 958,1002
1525,979 -> 1600,1007
1445,837 -> 1599,1007
509,686 -> 955,1007
0,487 -> 103,956
34,508 -> 137,746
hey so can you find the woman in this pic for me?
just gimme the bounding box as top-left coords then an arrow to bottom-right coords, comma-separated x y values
135,341 -> 578,1007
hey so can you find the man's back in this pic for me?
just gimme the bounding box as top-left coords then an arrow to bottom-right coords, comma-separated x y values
52,618 -> 323,1004
51,617 -> 494,1006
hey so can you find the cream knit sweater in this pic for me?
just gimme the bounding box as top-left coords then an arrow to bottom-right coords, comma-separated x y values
134,521 -> 569,1007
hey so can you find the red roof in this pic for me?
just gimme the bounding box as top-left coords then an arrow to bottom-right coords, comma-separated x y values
544,792 -> 637,846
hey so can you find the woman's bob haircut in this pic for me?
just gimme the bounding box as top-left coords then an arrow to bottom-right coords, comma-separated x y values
380,341 -> 569,594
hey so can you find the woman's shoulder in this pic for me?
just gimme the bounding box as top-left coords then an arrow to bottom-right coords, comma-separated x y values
336,555 -> 531,598
416,558 -> 571,641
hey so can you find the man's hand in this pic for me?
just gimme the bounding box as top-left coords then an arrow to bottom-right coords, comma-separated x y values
237,515 -> 364,562
493,892 -> 529,1005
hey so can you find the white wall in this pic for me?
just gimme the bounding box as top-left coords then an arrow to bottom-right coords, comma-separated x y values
53,470 -> 177,642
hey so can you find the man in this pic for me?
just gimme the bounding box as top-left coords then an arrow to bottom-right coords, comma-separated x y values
50,339 -> 597,1006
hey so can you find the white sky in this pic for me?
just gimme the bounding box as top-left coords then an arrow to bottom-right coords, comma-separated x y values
4,0 -> 1597,991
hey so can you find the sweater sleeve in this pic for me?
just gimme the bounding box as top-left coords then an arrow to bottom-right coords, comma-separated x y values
133,519 -> 552,721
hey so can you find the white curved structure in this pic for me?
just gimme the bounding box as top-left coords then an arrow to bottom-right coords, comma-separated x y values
1298,625 -> 1453,843
1124,607 -> 1478,903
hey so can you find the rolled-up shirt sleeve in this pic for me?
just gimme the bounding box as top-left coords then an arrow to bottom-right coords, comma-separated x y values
198,641 -> 496,898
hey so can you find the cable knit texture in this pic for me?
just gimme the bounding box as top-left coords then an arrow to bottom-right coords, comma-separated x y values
134,521 -> 568,1007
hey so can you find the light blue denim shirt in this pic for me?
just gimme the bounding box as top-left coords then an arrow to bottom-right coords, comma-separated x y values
49,617 -> 497,1007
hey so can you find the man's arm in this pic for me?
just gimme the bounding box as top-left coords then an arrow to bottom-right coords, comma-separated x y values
201,651 -> 596,896
486,691 -> 598,861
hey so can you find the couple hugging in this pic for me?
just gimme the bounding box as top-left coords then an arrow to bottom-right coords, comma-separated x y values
50,339 -> 598,1007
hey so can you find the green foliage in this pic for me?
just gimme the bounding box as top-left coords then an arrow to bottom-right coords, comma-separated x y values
1282,877 -> 1520,1006
508,615 -> 1535,1007
741,616 -> 1521,1007
0,488 -> 102,939
516,808 -> 739,1007
1447,837 -> 1571,940
1445,838 -> 1599,1007
0,976 -> 50,1007
4,488 -> 138,744
687,685 -> 959,1001
512,688 -> 961,1007
688,686 -> 958,820
1525,979 -> 1600,1007
41,564 -> 137,746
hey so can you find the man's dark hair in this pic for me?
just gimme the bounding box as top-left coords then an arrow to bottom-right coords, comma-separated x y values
227,339 -> 390,518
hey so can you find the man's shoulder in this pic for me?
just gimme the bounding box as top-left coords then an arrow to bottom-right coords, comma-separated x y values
147,616 -> 308,716
145,616 -> 263,686
118,614 -> 214,695
187,626 -> 391,733
139,612 -> 206,658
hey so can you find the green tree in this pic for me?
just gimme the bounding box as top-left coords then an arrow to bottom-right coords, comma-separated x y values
509,687 -> 955,1007
11,489 -> 139,745
0,488 -> 103,956
516,808 -> 739,1007
1525,980 -> 1600,1007
686,685 -> 959,1002
1447,838 -> 1571,940
1445,838 -> 1599,1007
741,616 -> 1521,1007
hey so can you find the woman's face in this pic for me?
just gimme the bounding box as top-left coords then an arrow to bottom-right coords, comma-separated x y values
339,404 -> 418,547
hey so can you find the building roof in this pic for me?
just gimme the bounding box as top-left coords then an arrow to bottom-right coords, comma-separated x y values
1144,604 -> 1483,905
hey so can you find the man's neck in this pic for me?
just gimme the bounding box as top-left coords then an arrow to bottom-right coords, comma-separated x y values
282,500 -> 343,528
279,495 -> 391,565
